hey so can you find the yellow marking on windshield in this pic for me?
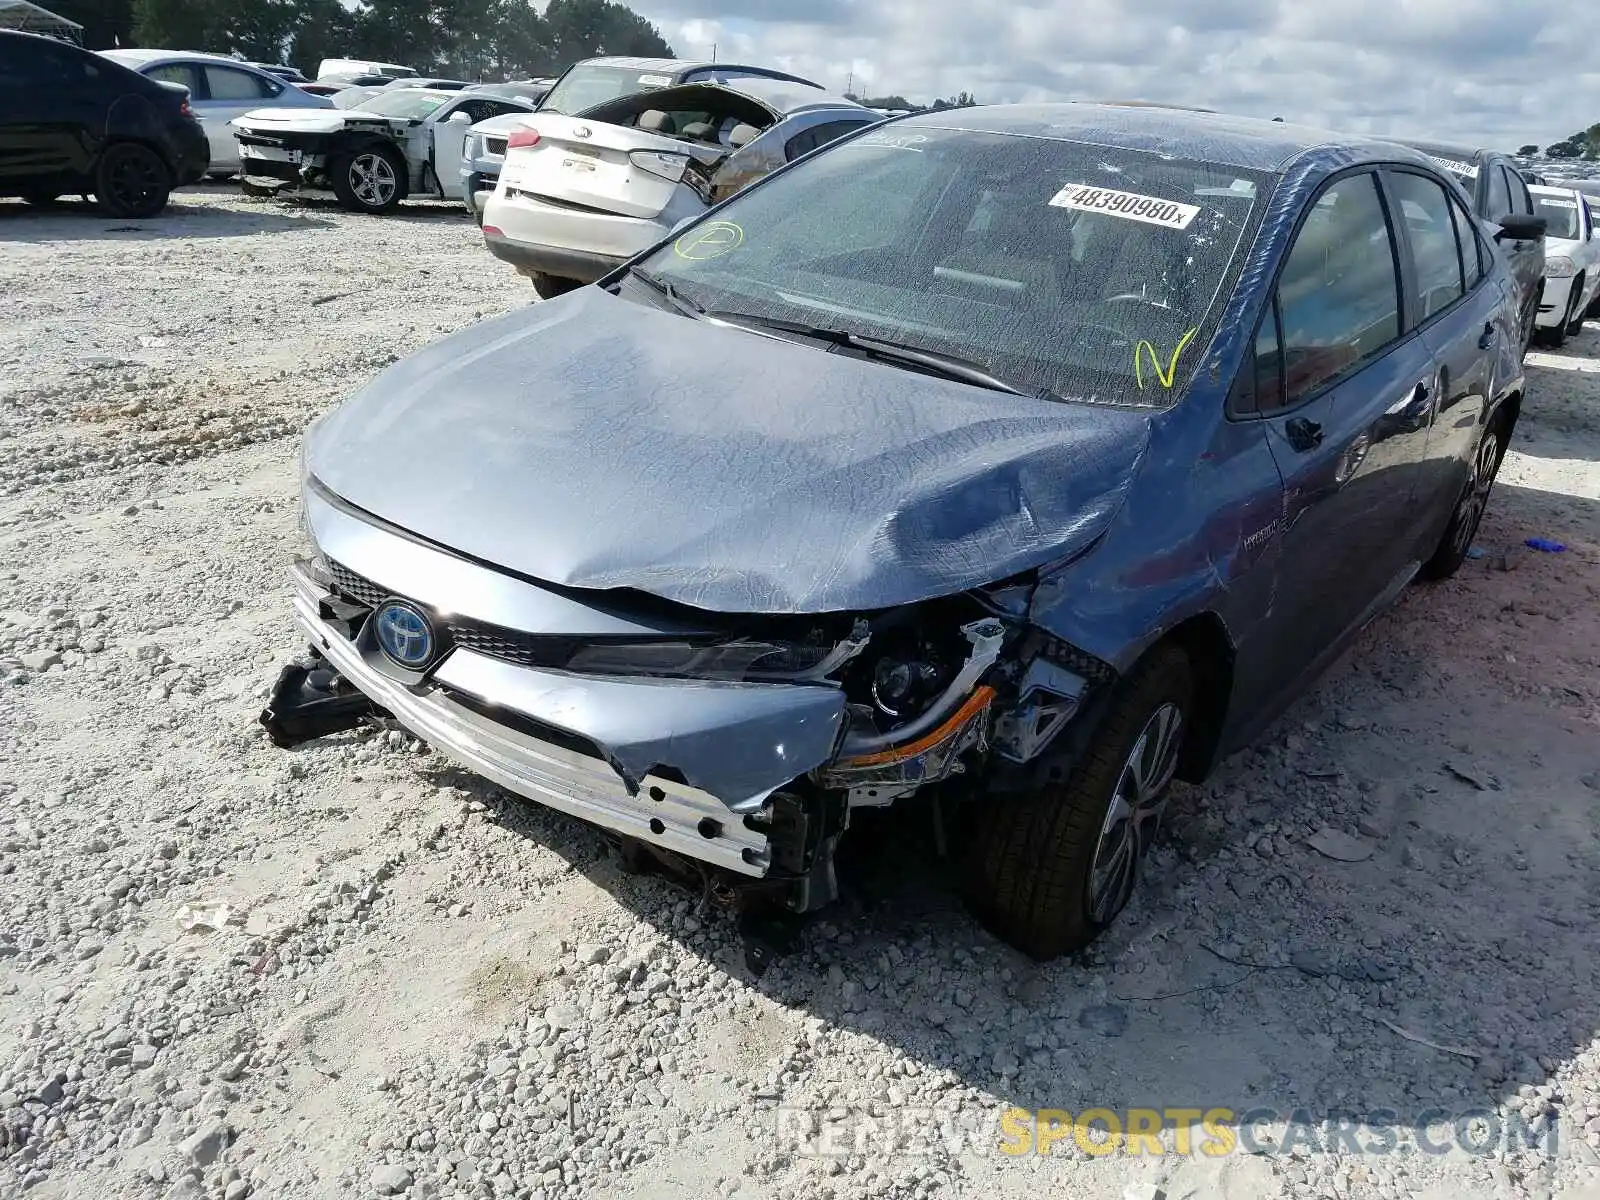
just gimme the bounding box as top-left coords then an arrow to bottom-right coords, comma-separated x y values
1134,327 -> 1199,391
675,221 -> 745,260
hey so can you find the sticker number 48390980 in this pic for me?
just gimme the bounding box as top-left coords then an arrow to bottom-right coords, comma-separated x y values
1049,183 -> 1201,230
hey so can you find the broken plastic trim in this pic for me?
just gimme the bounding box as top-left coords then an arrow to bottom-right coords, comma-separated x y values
259,653 -> 380,747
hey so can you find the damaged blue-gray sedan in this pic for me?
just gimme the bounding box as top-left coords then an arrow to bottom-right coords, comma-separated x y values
264,104 -> 1529,960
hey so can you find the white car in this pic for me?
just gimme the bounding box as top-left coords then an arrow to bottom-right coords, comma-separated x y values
98,49 -> 332,177
232,88 -> 538,213
317,58 -> 416,82
481,78 -> 877,297
1530,183 -> 1600,346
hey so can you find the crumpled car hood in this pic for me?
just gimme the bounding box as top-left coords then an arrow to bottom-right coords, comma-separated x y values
234,108 -> 385,134
308,288 -> 1153,614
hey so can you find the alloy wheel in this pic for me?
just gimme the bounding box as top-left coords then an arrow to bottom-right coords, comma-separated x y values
1451,428 -> 1503,557
1087,701 -> 1184,923
350,153 -> 397,207
107,153 -> 161,213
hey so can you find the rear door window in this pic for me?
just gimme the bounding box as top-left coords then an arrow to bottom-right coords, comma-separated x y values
147,62 -> 203,95
1387,171 -> 1465,321
204,65 -> 278,101
1484,165 -> 1513,220
1446,192 -> 1487,284
1276,172 -> 1402,403
1505,167 -> 1535,216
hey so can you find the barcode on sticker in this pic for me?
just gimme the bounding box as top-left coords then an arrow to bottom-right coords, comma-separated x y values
1049,184 -> 1201,229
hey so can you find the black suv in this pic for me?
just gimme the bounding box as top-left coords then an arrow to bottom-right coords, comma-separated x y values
0,30 -> 209,218
1396,140 -> 1547,353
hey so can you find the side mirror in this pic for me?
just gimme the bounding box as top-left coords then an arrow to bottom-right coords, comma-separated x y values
448,110 -> 472,124
1496,213 -> 1547,241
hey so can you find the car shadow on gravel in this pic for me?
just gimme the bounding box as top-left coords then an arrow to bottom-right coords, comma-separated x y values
399,480 -> 1600,1178
260,194 -> 475,224
0,195 -> 332,239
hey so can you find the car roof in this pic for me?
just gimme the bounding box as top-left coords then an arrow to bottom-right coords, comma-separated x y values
1390,138 -> 1497,163
889,103 -> 1442,174
101,48 -> 276,70
571,56 -> 820,87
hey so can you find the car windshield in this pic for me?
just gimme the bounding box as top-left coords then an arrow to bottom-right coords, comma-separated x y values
541,64 -> 675,115
633,126 -> 1270,409
350,90 -> 450,119
1535,193 -> 1582,239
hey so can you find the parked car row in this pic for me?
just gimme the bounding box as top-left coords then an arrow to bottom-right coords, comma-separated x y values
263,101 -> 1551,963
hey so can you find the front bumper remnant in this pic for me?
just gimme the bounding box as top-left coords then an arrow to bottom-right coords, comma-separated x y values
280,557 -> 843,879
259,654 -> 378,747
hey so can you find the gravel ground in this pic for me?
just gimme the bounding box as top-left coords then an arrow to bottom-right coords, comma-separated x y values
2,188 -> 1600,1200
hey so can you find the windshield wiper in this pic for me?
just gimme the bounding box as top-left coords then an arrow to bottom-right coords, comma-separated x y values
625,267 -> 704,320
707,310 -> 1046,399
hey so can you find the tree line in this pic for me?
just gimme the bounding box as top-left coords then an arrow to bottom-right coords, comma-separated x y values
1518,123 -> 1600,160
48,0 -> 978,106
853,90 -> 979,112
47,0 -> 674,80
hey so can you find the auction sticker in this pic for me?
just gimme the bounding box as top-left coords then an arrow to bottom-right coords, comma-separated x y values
1049,183 -> 1201,230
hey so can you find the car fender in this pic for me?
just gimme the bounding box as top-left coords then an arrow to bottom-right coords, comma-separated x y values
104,93 -> 167,155
325,129 -> 403,164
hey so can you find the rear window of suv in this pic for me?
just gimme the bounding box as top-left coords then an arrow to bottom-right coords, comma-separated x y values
540,65 -> 677,115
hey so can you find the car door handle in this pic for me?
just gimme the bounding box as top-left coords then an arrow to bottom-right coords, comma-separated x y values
1284,416 -> 1323,452
1478,323 -> 1497,350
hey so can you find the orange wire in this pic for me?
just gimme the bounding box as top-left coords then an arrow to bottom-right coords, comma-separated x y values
837,686 -> 997,769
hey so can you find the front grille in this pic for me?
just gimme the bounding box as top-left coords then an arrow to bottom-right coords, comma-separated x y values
326,559 -> 578,670
451,622 -> 579,669
327,560 -> 386,608
485,138 -> 507,157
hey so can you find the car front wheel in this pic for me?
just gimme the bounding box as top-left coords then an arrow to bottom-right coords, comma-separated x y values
962,644 -> 1192,959
93,142 -> 171,219
1420,418 -> 1506,581
330,146 -> 407,214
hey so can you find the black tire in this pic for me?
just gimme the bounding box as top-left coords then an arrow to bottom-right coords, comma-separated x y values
329,144 -> 407,214
962,645 -> 1193,959
529,272 -> 581,300
1419,417 -> 1507,581
1566,276 -> 1587,336
92,143 -> 171,219
1544,286 -> 1577,348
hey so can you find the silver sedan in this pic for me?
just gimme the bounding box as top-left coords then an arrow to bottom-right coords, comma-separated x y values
99,50 -> 331,177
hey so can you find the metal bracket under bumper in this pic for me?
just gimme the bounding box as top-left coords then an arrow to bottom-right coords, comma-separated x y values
290,584 -> 771,877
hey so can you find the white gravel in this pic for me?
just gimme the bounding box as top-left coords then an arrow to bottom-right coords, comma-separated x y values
3,187 -> 1599,1200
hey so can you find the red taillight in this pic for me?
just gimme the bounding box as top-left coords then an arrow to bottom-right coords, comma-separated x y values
482,225 -> 503,237
506,130 -> 541,150
180,99 -> 194,118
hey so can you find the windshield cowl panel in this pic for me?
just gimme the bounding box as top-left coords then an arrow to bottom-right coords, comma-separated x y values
636,126 -> 1274,410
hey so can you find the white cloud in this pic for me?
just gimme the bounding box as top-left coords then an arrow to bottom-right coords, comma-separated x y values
632,0 -> 1589,149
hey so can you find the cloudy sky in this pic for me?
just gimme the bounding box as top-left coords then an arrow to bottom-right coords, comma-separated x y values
627,0 -> 1594,150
